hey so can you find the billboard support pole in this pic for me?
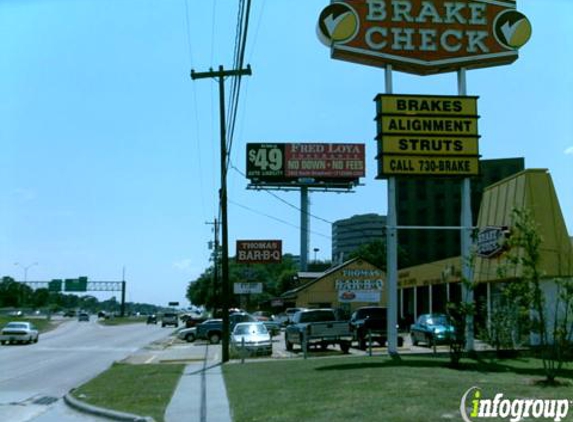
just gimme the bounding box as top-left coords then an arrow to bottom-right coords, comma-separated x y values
385,64 -> 398,355
300,186 -> 310,272
458,68 -> 475,352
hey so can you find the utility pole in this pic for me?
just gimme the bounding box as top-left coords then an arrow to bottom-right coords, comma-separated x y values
206,219 -> 220,302
191,65 -> 252,363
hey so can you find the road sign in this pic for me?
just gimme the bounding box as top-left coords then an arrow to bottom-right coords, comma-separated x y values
233,283 -> 263,295
379,155 -> 480,176
64,277 -> 88,292
318,0 -> 532,75
48,279 -> 62,292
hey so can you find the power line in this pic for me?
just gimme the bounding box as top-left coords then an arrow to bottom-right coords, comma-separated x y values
228,198 -> 332,240
229,162 -> 334,225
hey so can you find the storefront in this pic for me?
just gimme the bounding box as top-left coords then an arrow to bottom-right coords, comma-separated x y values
284,169 -> 572,334
281,258 -> 386,317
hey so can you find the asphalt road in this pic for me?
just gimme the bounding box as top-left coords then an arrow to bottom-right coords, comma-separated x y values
0,317 -> 171,422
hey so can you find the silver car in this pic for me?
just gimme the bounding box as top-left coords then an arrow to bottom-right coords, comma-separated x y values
230,322 -> 272,356
0,321 -> 39,345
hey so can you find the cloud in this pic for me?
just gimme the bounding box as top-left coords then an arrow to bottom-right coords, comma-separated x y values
173,259 -> 193,272
565,146 -> 573,155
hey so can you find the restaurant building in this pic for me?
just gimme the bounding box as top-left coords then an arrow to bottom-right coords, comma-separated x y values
283,169 -> 573,331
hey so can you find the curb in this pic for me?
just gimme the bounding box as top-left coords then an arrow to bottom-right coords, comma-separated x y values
64,391 -> 155,422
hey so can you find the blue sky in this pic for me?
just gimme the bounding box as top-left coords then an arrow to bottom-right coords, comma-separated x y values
1,0 -> 572,307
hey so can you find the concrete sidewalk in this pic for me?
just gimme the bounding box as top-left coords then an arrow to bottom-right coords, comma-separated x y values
130,339 -> 233,422
165,361 -> 232,422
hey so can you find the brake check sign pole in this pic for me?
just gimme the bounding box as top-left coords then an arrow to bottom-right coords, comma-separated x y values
318,0 -> 531,354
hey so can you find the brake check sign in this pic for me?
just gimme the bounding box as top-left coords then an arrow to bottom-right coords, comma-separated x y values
236,240 -> 282,264
318,0 -> 531,75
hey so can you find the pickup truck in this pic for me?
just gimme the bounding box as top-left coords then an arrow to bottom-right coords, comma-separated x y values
195,313 -> 256,344
349,306 -> 404,350
284,309 -> 352,353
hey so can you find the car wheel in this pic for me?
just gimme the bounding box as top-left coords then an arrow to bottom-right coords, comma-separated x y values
185,333 -> 196,342
411,333 -> 418,346
34,336 -> 39,343
0,341 -> 5,345
285,335 -> 293,351
358,336 -> 367,351
397,336 -> 404,347
426,334 -> 434,347
209,332 -> 221,344
340,341 -> 350,354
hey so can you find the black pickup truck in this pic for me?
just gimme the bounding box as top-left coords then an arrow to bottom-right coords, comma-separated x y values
349,306 -> 403,350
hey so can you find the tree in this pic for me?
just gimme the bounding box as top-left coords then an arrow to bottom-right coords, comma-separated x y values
499,208 -> 573,383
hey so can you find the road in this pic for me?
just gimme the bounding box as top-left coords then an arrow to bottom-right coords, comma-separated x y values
0,317 -> 171,422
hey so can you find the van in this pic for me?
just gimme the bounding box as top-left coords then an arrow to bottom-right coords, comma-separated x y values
161,313 -> 179,328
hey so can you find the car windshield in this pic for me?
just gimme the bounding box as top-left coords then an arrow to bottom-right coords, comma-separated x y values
298,310 -> 335,323
427,316 -> 448,326
234,324 -> 267,335
356,308 -> 386,319
5,323 -> 28,329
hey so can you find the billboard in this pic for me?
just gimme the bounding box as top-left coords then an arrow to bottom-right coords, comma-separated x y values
246,143 -> 365,186
318,0 -> 532,75
236,240 -> 283,264
375,94 -> 480,177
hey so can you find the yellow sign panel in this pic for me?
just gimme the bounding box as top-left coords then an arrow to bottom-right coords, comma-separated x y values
380,155 -> 480,177
379,116 -> 478,136
380,136 -> 479,156
377,95 -> 478,116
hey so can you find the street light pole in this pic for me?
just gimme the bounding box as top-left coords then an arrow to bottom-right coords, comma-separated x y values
14,262 -> 38,282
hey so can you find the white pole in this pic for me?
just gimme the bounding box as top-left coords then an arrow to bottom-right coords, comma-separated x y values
458,68 -> 474,352
385,65 -> 399,355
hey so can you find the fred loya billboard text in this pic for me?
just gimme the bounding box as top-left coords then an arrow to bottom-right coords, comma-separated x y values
246,143 -> 365,187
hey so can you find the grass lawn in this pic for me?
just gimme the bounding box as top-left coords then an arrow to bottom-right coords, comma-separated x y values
72,362 -> 184,422
0,315 -> 56,333
223,355 -> 573,422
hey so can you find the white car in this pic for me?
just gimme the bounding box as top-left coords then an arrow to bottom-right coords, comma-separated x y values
177,327 -> 197,342
230,322 -> 272,356
0,321 -> 39,345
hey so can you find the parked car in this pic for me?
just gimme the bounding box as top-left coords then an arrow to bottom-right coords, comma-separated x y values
78,312 -> 90,322
161,312 -> 179,328
410,313 -> 455,346
177,327 -> 197,342
262,320 -> 281,337
284,308 -> 352,353
0,321 -> 39,345
285,307 -> 306,325
230,322 -> 272,356
196,313 -> 257,344
349,306 -> 404,350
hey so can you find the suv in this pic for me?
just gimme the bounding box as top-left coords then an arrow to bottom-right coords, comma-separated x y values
196,313 -> 256,344
349,306 -> 404,349
161,313 -> 179,328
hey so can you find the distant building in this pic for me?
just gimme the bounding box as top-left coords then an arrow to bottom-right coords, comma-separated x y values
331,213 -> 387,264
396,157 -> 525,267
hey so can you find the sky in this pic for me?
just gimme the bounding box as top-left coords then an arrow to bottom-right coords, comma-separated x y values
1,0 -> 572,307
